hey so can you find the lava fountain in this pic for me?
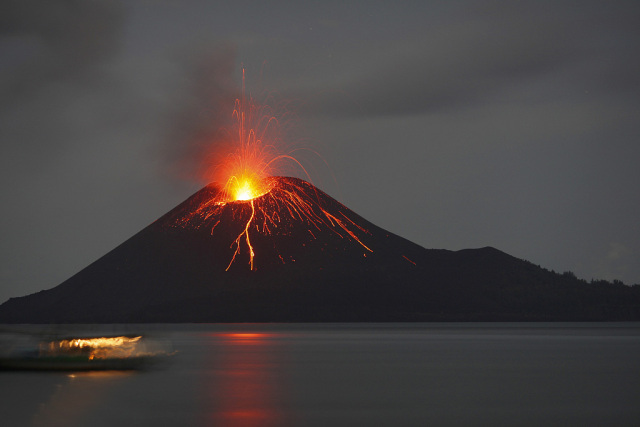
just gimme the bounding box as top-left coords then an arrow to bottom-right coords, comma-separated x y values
172,70 -> 372,271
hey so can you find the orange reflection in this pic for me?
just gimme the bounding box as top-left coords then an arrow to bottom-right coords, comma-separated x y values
203,332 -> 285,427
218,333 -> 276,340
32,371 -> 132,427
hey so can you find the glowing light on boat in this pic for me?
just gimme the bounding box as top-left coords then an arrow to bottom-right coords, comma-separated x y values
42,336 -> 143,360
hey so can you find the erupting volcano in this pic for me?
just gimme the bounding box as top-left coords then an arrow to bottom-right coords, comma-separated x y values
0,73 -> 425,323
0,173 -> 432,323
1,73 -> 639,323
171,70 -> 372,273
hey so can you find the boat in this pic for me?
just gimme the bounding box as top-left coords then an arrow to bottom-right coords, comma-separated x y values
0,332 -> 172,371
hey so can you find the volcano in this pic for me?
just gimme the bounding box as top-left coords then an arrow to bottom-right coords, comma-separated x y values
1,177 -> 639,323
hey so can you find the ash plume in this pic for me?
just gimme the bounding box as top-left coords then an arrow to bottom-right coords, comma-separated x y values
160,45 -> 239,184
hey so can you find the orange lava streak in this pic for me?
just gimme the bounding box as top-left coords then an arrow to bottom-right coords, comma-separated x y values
321,210 -> 373,253
402,255 -> 417,265
226,199 -> 256,271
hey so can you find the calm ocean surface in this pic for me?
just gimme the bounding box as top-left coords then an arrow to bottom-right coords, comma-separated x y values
2,322 -> 639,426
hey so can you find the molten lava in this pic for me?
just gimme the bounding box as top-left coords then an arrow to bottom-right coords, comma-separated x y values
174,70 -> 372,271
233,179 -> 259,201
223,172 -> 272,203
173,177 -> 373,271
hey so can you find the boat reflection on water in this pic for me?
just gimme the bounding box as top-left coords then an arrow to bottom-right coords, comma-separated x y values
203,331 -> 286,427
30,370 -> 135,427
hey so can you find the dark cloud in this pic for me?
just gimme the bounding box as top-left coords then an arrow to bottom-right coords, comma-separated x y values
0,0 -> 125,172
297,1 -> 640,118
0,0 -> 125,106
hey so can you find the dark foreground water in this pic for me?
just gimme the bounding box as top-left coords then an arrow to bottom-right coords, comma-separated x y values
1,323 -> 639,426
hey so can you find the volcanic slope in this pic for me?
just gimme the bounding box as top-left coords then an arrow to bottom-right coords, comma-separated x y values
1,177 -> 639,323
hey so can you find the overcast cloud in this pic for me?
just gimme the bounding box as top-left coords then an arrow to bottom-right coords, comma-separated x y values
1,0 -> 639,303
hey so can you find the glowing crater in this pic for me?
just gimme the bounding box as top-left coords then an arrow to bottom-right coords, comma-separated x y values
224,174 -> 273,203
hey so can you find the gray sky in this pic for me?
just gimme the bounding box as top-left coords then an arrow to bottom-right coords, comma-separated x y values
1,0 -> 639,303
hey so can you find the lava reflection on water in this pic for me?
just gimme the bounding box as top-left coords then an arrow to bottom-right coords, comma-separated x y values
203,332 -> 286,427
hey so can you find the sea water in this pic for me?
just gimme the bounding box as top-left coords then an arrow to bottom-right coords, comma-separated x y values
1,323 -> 639,426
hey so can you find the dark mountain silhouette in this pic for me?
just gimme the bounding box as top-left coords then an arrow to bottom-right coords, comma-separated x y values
1,177 -> 638,323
